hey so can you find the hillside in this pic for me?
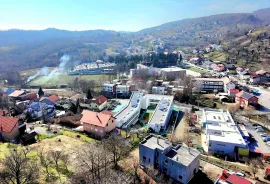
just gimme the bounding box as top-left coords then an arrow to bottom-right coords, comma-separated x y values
0,7 -> 269,71
205,26 -> 270,71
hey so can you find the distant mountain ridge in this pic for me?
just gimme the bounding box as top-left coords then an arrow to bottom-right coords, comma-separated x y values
0,7 -> 269,71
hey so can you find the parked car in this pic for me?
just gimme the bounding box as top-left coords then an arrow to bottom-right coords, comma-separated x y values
255,126 -> 262,129
263,137 -> 270,142
267,141 -> 270,146
260,133 -> 268,137
235,172 -> 246,177
256,128 -> 265,132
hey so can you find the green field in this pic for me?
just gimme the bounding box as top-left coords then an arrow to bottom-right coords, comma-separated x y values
28,74 -> 117,87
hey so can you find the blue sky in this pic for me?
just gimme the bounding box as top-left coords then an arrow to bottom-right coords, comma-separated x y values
0,0 -> 269,31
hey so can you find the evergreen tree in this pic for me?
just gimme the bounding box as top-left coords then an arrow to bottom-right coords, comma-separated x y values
38,87 -> 44,97
87,89 -> 93,99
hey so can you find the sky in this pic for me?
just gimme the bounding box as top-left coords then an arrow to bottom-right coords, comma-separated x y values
0,0 -> 269,32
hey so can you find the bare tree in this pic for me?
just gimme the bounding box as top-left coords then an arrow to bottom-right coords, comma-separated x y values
249,158 -> 260,178
37,148 -> 52,180
74,143 -> 110,182
103,134 -> 131,168
0,147 -> 39,184
48,149 -> 64,183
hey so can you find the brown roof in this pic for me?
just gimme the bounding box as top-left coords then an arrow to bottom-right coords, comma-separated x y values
80,110 -> 112,128
95,95 -> 107,105
8,90 -> 25,97
0,116 -> 19,133
48,94 -> 60,103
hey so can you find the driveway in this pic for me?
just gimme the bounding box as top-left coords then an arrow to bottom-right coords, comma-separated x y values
238,116 -> 270,154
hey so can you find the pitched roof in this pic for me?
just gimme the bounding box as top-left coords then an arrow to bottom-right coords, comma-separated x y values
4,88 -> 15,95
95,95 -> 107,105
80,110 -> 112,127
0,116 -> 19,133
236,91 -> 257,100
48,94 -> 60,103
8,90 -> 25,97
229,89 -> 239,93
226,174 -> 252,184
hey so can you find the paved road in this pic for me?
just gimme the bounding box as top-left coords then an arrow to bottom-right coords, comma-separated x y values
238,116 -> 270,154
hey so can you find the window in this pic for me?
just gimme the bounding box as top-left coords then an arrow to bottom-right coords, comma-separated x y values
217,144 -> 225,146
164,168 -> 168,173
95,129 -> 98,132
112,120 -> 114,123
106,123 -> 108,127
164,160 -> 168,164
143,156 -> 146,161
193,168 -> 196,175
148,158 -> 150,163
156,151 -> 159,157
100,130 -> 103,133
179,175 -> 182,179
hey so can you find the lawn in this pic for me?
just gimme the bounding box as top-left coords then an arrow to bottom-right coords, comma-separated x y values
204,51 -> 228,61
28,74 -> 117,88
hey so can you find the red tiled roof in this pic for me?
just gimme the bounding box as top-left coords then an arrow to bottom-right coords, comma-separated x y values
80,110 -> 112,128
226,175 -> 252,184
101,110 -> 114,116
95,95 -> 107,105
0,116 -> 19,133
48,94 -> 60,103
22,93 -> 37,100
230,89 -> 240,93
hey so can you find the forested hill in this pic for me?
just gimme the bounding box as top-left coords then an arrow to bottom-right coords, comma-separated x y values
0,7 -> 269,72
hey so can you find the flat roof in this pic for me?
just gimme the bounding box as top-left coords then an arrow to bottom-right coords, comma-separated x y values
165,145 -> 200,166
114,92 -> 142,121
203,109 -> 234,124
148,95 -> 174,126
194,78 -> 224,82
141,135 -> 171,150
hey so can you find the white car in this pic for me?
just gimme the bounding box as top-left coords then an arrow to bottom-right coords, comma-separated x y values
267,142 -> 270,146
256,128 -> 265,132
260,133 -> 268,137
235,172 -> 245,177
263,137 -> 270,142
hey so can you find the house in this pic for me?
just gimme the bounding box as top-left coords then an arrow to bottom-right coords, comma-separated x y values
19,93 -> 37,101
229,89 -> 240,97
152,86 -> 165,95
235,91 -> 258,109
0,116 -> 26,141
223,78 -> 236,93
249,71 -> 270,84
47,94 -> 60,104
215,170 -> 254,184
202,109 -> 248,157
139,135 -> 200,184
4,88 -> 15,95
39,97 -> 55,106
89,95 -> 108,111
8,90 -> 26,99
116,85 -> 135,98
193,78 -> 225,93
26,102 -> 55,120
80,110 -> 116,137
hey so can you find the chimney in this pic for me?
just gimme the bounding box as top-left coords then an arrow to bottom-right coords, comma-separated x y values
96,113 -> 102,124
3,111 -> 6,116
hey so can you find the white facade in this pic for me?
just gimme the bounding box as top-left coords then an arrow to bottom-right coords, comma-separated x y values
114,92 -> 174,132
152,86 -> 165,95
202,109 -> 247,156
224,81 -> 236,93
103,83 -> 115,93
116,85 -> 130,94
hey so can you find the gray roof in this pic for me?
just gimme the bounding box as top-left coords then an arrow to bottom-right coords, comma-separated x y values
165,145 -> 200,166
241,92 -> 255,99
140,135 -> 171,151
